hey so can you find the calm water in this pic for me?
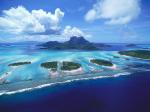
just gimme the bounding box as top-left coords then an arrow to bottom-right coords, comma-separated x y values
0,43 -> 150,112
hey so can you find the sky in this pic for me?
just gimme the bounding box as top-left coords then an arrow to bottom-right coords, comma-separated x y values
0,0 -> 150,43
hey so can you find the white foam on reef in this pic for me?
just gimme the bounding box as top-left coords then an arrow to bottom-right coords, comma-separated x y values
10,66 -> 19,69
106,64 -> 117,70
61,67 -> 84,75
49,70 -> 59,78
88,66 -> 103,73
113,72 -> 131,77
0,72 -> 131,96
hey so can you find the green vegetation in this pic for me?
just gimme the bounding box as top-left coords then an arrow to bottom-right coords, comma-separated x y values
119,50 -> 150,59
39,36 -> 99,50
41,61 -> 58,71
90,59 -> 113,67
61,61 -> 81,71
8,62 -> 31,66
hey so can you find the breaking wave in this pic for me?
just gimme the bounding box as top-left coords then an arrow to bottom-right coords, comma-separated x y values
0,72 -> 131,96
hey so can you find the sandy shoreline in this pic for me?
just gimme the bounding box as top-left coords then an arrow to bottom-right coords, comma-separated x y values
88,58 -> 117,70
106,64 -> 117,70
61,67 -> 84,75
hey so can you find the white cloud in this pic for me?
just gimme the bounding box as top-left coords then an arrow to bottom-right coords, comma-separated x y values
85,0 -> 141,25
14,26 -> 90,42
0,6 -> 64,34
62,26 -> 91,38
0,26 -> 91,42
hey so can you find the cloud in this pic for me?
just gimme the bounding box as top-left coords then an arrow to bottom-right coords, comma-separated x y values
85,0 -> 141,25
11,26 -> 90,42
62,26 -> 91,38
0,6 -> 64,34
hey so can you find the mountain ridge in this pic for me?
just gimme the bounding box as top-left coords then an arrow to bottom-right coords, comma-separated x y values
38,36 -> 109,50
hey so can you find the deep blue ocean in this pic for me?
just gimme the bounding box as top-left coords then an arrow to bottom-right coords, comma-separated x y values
0,71 -> 150,112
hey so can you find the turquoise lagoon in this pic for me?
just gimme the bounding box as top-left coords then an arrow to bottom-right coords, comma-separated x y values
0,43 -> 150,95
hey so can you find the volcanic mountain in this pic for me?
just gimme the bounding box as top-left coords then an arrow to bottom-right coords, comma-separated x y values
39,36 -> 100,50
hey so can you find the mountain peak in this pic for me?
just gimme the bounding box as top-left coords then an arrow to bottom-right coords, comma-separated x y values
39,36 -> 99,50
70,36 -> 86,40
68,36 -> 89,45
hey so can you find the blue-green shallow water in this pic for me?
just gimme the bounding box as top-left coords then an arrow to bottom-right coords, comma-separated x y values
0,43 -> 150,112
0,71 -> 150,112
0,43 -> 150,94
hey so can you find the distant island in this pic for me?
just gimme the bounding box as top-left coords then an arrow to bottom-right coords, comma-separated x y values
38,36 -> 110,50
40,59 -> 116,75
8,62 -> 31,66
40,61 -> 83,75
61,61 -> 81,71
119,50 -> 150,59
90,59 -> 113,67
126,44 -> 136,47
41,61 -> 58,71
41,61 -> 81,71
